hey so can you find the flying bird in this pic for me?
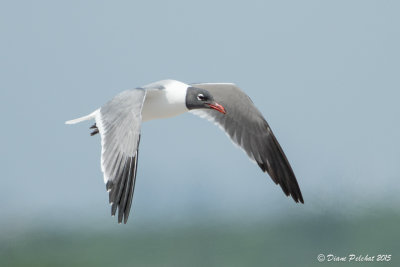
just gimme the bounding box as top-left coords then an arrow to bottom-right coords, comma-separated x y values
66,79 -> 303,223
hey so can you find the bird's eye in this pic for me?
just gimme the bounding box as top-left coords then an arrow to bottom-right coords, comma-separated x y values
197,93 -> 206,101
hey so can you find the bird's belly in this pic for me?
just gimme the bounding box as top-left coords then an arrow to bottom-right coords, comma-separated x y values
141,91 -> 188,122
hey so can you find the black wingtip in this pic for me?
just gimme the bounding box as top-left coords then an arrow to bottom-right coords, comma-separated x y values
106,181 -> 113,191
257,154 -> 304,205
289,185 -> 304,204
291,190 -> 304,204
106,152 -> 139,224
278,172 -> 304,205
260,128 -> 305,205
290,178 -> 304,204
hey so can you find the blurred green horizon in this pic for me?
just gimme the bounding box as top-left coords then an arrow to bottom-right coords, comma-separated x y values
2,209 -> 399,267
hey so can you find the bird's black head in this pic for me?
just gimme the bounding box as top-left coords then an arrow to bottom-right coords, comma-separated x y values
185,86 -> 226,114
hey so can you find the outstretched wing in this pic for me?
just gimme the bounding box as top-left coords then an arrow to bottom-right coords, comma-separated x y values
95,88 -> 146,223
190,83 -> 304,203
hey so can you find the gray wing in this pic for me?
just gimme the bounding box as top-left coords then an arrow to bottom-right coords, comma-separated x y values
190,83 -> 304,203
95,88 -> 146,223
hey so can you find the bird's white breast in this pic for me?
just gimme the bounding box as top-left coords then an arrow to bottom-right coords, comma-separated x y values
141,80 -> 189,122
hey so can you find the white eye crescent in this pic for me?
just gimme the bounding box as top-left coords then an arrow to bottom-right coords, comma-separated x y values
197,93 -> 205,101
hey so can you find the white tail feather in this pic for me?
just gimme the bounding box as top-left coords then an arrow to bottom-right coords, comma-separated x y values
65,109 -> 99,124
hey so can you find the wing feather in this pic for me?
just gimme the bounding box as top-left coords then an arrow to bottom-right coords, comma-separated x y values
190,83 -> 304,203
95,88 -> 146,223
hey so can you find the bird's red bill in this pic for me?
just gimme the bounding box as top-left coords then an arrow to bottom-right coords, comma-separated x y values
208,102 -> 226,114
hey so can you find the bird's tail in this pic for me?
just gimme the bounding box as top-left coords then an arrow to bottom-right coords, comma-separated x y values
65,109 -> 99,125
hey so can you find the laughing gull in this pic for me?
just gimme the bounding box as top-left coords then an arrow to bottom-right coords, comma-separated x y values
66,79 -> 303,223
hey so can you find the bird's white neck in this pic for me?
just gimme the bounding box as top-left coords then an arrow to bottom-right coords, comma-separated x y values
141,80 -> 189,122
162,79 -> 188,105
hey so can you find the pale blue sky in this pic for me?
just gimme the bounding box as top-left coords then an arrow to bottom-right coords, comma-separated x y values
1,0 -> 399,228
